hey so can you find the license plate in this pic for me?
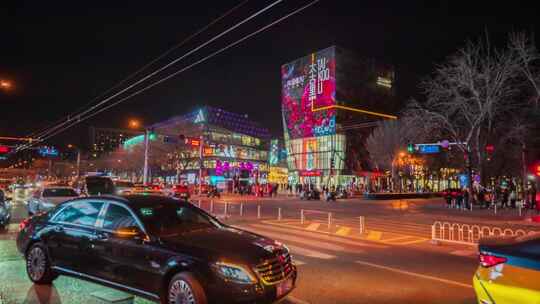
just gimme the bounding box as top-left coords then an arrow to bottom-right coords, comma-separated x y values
276,277 -> 293,297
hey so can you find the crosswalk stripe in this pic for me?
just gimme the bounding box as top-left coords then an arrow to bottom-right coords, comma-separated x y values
387,238 -> 427,245
254,222 -> 389,248
248,223 -> 388,248
381,236 -> 415,242
354,260 -> 473,289
243,226 -> 346,252
335,227 -> 351,236
287,245 -> 336,260
305,223 -> 320,231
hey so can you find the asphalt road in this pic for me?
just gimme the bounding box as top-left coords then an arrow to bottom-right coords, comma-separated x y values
0,193 -> 480,304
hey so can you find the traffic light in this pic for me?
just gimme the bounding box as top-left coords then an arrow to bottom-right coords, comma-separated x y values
407,143 -> 414,153
0,145 -> 10,154
485,144 -> 494,161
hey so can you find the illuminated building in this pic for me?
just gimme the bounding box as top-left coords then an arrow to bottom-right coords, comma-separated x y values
149,106 -> 271,188
281,46 -> 397,187
89,127 -> 143,158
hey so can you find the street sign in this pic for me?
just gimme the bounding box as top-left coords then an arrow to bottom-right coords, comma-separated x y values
38,146 -> 59,157
418,145 -> 440,154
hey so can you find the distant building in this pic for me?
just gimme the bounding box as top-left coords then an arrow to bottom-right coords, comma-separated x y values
148,106 -> 271,188
281,46 -> 397,188
89,127 -> 143,158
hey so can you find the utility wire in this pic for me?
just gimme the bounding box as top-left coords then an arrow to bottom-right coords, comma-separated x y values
26,0 -> 250,139
19,0 -> 320,150
22,0 -> 283,147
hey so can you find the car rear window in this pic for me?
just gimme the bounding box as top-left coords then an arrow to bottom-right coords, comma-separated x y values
43,188 -> 79,197
85,177 -> 115,195
115,181 -> 134,188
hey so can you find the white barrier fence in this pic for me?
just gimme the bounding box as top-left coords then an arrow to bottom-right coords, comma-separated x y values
431,221 -> 539,245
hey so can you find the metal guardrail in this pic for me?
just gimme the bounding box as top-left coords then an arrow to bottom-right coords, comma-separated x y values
431,221 -> 539,245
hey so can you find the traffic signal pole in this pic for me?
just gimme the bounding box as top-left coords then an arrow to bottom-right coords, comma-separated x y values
143,129 -> 150,185
199,134 -> 204,195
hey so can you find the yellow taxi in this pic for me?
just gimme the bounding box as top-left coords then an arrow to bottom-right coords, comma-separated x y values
473,233 -> 540,304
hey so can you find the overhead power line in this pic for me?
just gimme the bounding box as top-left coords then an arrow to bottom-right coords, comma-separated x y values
27,0 -> 251,140
22,0 -> 283,147
19,0 -> 320,151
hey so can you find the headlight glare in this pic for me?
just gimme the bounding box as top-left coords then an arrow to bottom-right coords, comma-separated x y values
213,262 -> 256,284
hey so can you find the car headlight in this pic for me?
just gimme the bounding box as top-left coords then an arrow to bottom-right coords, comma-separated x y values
213,261 -> 257,284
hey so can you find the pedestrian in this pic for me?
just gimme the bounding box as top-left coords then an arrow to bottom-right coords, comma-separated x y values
463,188 -> 470,210
509,180 -> 517,209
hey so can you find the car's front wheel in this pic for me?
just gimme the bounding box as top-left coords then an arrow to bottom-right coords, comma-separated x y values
25,243 -> 58,284
166,272 -> 207,304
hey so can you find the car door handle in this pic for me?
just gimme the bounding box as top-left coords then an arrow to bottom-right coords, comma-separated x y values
54,226 -> 64,232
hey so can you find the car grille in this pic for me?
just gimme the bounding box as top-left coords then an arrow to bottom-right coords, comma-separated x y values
255,251 -> 293,285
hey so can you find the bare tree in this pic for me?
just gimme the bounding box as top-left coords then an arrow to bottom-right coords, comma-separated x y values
402,34 -> 529,182
365,119 -> 424,191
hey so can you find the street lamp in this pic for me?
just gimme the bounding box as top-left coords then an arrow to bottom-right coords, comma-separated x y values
67,144 -> 81,178
129,119 -> 141,129
0,79 -> 12,90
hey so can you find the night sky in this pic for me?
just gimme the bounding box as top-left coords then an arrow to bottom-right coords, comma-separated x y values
1,0 -> 540,149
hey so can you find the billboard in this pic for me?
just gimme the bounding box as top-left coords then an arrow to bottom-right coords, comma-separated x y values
281,46 -> 336,139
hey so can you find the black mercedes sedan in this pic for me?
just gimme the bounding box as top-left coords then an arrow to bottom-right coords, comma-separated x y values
17,195 -> 297,304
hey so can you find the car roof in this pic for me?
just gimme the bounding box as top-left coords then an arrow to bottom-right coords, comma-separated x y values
121,195 -> 183,208
43,186 -> 76,190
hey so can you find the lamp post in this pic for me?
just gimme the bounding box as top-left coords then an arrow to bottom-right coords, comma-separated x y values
67,144 -> 81,178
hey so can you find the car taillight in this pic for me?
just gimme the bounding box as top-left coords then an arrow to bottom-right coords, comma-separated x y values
479,253 -> 507,268
19,218 -> 31,231
451,191 -> 457,196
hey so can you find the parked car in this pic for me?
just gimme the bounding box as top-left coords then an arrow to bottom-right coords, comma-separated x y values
73,176 -> 116,196
133,184 -> 166,196
172,184 -> 191,201
114,180 -> 135,195
17,195 -> 297,304
0,190 -> 11,230
27,187 -> 79,215
473,233 -> 540,303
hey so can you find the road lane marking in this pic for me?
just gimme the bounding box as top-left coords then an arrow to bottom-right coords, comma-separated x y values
381,236 -> 414,242
354,260 -> 473,289
305,223 -> 320,231
251,223 -> 388,249
287,245 -> 336,259
450,250 -> 477,257
335,227 -> 351,236
392,238 -> 428,245
287,296 -> 311,304
366,230 -> 382,240
243,226 -> 347,252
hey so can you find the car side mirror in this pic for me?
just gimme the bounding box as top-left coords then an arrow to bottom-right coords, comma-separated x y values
115,226 -> 146,240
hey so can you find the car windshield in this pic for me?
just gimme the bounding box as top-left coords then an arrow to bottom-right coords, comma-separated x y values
135,203 -> 221,237
115,181 -> 134,188
42,188 -> 79,197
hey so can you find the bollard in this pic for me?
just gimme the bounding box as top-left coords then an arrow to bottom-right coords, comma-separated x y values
301,209 -> 304,225
278,208 -> 282,221
240,203 -> 244,217
210,200 -> 214,213
198,199 -> 201,209
519,204 -> 522,217
224,202 -> 228,218
359,216 -> 365,234
328,213 -> 332,229
494,203 -> 497,215
257,205 -> 261,219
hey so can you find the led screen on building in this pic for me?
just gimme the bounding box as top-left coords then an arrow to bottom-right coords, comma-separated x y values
282,46 -> 336,139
